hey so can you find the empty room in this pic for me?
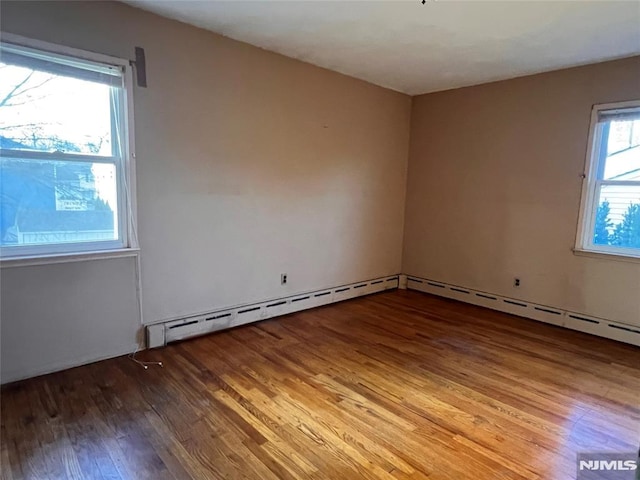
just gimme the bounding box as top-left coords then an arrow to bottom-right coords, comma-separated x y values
0,1 -> 639,479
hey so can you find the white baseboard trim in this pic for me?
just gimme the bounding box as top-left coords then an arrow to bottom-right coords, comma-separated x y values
147,275 -> 400,348
1,342 -> 140,385
405,275 -> 640,347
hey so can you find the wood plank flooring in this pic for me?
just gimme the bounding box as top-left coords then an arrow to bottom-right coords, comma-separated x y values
1,290 -> 639,479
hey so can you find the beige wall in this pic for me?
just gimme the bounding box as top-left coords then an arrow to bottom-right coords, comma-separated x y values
1,258 -> 140,383
0,1 -> 410,382
403,57 -> 640,326
2,0 -> 637,383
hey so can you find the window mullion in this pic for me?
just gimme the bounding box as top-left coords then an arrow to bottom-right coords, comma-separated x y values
0,149 -> 119,165
599,180 -> 640,187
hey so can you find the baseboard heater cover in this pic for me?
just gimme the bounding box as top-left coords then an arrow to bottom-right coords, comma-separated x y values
146,275 -> 399,348
404,275 -> 640,348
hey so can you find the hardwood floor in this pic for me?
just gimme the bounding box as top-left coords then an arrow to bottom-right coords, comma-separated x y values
2,290 -> 639,480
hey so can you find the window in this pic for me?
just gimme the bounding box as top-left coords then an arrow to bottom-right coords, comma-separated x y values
0,37 -> 136,259
576,101 -> 640,258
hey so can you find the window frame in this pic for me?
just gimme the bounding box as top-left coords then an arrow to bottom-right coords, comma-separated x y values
0,33 -> 138,262
575,100 -> 640,260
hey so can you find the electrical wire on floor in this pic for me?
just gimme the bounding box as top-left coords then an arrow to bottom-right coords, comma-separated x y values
129,347 -> 164,370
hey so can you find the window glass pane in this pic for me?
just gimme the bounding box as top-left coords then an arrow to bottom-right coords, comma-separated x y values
0,63 -> 113,156
0,157 -> 118,247
603,119 -> 640,180
593,185 -> 640,249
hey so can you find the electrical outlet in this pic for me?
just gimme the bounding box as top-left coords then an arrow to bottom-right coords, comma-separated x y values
514,277 -> 521,287
281,273 -> 287,285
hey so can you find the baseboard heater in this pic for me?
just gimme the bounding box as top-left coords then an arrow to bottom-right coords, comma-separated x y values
146,275 -> 399,348
404,275 -> 640,348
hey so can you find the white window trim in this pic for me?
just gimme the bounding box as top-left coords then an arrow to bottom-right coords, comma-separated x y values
574,100 -> 640,261
0,33 -> 138,264
0,248 -> 141,269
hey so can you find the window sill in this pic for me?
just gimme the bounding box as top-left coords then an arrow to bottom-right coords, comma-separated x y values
0,248 -> 140,268
572,248 -> 640,264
